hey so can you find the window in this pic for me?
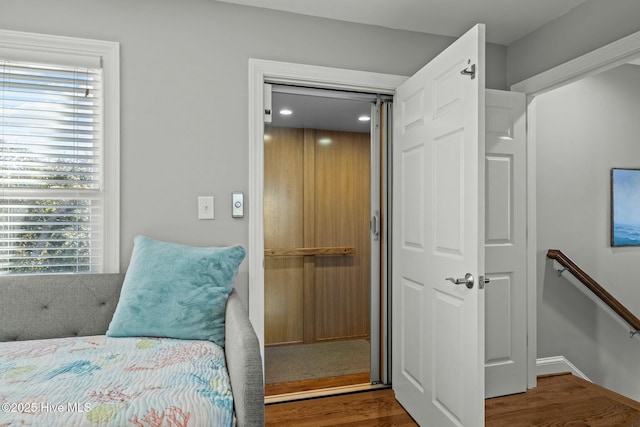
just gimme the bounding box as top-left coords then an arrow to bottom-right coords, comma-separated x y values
0,30 -> 120,275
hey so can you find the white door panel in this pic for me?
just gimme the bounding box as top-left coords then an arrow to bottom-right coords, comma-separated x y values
392,24 -> 486,426
484,89 -> 527,398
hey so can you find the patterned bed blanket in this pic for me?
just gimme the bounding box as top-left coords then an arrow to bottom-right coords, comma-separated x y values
0,335 -> 233,427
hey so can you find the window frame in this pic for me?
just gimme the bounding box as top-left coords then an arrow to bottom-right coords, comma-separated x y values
0,29 -> 120,274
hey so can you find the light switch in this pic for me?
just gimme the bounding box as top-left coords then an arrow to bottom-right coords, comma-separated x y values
198,196 -> 214,220
232,192 -> 244,218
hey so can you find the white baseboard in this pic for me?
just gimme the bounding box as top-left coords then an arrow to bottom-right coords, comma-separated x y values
536,356 -> 591,381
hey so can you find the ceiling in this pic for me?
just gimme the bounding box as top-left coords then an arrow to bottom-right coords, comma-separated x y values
217,0 -> 590,46
269,87 -> 375,133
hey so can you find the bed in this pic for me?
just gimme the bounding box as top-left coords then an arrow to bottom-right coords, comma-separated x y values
1,336 -> 234,426
0,236 -> 264,427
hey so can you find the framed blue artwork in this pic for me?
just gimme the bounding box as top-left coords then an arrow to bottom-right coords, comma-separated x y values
611,168 -> 640,246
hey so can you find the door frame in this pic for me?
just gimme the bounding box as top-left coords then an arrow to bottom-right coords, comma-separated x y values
248,59 -> 406,358
511,28 -> 640,388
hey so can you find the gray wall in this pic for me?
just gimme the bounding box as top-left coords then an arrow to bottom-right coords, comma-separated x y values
1,0 -> 506,301
536,64 -> 640,400
506,0 -> 640,86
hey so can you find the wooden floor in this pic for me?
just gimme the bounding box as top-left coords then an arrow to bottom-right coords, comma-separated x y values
265,373 -> 640,426
266,386 -> 415,426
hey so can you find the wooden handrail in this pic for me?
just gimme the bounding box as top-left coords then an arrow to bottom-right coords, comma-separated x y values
547,249 -> 640,334
265,246 -> 356,257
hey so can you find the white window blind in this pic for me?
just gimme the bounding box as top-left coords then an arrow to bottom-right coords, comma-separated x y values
1,59 -> 104,274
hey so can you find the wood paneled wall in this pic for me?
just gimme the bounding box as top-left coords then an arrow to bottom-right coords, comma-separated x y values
264,127 -> 305,344
264,126 -> 371,345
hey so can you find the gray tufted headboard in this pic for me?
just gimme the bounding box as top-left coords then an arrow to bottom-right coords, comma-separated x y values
0,273 -> 125,341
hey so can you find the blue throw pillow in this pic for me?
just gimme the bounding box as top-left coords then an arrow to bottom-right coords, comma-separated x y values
106,236 -> 245,347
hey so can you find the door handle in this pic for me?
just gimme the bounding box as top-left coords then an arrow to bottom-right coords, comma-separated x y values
445,273 -> 474,289
370,211 -> 380,241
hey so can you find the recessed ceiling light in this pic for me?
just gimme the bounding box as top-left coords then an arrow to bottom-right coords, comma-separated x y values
358,115 -> 371,122
280,109 -> 293,116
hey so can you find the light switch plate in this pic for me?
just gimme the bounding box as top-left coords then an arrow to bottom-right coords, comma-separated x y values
198,196 -> 214,220
232,192 -> 244,218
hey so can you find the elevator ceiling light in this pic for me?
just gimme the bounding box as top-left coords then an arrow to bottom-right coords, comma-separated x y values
280,109 -> 293,116
358,115 -> 371,122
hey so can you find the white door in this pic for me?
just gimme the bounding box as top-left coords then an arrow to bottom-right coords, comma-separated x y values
392,24 -> 486,426
484,89 -> 527,398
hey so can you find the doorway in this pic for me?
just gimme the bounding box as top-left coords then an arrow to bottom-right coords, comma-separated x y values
262,84 -> 388,397
248,53 -> 532,419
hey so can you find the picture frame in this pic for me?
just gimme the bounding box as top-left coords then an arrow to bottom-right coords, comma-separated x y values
611,168 -> 640,247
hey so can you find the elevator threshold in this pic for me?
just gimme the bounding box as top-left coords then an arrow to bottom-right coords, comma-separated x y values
265,382 -> 388,404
